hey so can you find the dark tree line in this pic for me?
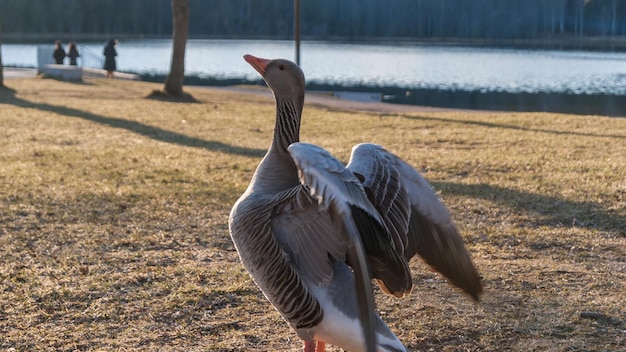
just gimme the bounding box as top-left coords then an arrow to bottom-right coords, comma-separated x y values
1,0 -> 626,41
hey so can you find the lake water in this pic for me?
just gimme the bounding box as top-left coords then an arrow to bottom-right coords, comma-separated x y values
5,39 -> 626,115
4,39 -> 626,95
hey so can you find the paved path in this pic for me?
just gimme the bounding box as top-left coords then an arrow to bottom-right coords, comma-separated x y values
211,86 -> 482,115
3,67 -> 37,79
3,67 -> 139,80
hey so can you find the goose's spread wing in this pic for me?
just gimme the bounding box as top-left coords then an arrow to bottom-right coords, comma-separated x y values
278,142 -> 396,352
347,143 -> 482,300
281,143 -> 411,292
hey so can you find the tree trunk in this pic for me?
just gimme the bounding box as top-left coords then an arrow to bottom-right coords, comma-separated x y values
164,0 -> 189,95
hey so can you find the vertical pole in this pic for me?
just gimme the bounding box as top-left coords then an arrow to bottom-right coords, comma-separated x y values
294,0 -> 300,66
0,19 -> 4,87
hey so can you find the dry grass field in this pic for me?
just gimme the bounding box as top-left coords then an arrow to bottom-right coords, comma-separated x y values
0,77 -> 624,351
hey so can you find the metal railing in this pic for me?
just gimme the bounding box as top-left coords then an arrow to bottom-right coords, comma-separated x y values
78,46 -> 104,69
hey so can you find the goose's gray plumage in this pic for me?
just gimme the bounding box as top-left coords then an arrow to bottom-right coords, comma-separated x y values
229,55 -> 482,352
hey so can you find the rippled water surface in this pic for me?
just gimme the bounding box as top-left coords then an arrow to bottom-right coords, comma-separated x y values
4,39 -> 626,95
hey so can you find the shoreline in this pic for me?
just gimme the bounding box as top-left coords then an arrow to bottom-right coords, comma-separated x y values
142,74 -> 626,117
4,34 -> 626,52
4,67 -> 625,117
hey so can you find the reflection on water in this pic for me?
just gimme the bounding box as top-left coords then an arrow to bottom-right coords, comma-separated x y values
4,39 -> 626,96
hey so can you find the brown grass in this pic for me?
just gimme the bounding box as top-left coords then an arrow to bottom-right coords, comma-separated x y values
0,77 -> 624,351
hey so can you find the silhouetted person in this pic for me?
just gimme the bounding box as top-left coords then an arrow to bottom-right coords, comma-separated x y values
68,42 -> 80,66
103,39 -> 118,79
53,40 -> 66,64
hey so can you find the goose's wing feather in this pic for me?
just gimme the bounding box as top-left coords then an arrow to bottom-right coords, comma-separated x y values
271,186 -> 345,285
282,143 -> 412,293
347,143 -> 482,300
281,141 -> 388,351
271,144 -> 374,284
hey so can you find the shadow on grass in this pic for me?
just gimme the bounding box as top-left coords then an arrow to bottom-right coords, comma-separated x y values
145,89 -> 200,103
39,75 -> 97,86
0,87 -> 265,157
0,85 -> 17,97
432,181 -> 625,235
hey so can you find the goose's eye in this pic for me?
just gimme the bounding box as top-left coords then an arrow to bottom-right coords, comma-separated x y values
278,64 -> 285,70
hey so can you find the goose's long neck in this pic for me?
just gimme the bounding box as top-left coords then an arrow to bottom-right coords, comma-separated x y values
251,95 -> 303,192
270,96 -> 303,154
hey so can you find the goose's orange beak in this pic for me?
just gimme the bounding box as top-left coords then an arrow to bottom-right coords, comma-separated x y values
244,54 -> 271,76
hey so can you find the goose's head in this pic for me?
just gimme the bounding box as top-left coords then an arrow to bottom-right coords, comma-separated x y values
244,54 -> 305,103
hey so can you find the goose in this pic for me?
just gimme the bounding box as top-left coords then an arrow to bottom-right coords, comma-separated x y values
228,54 -> 482,352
